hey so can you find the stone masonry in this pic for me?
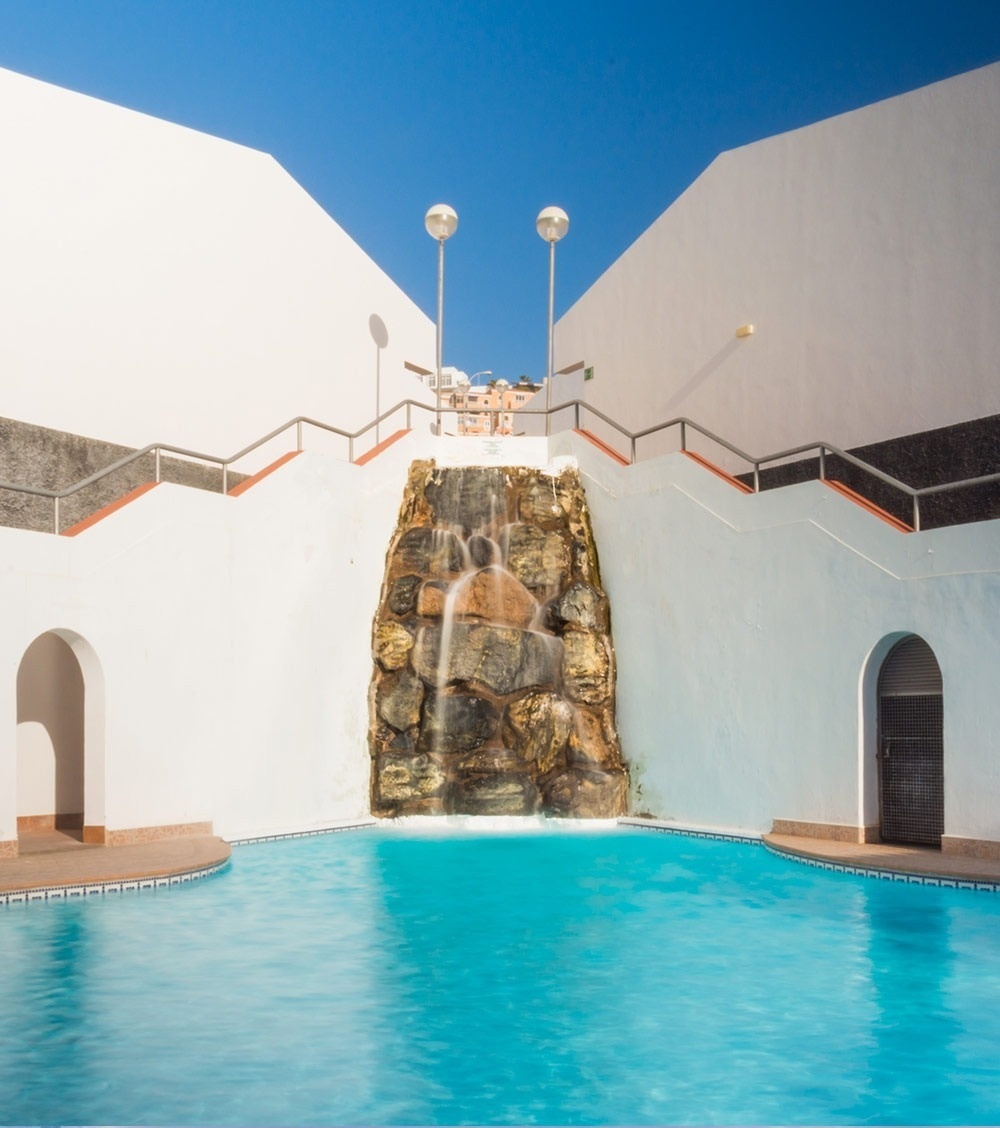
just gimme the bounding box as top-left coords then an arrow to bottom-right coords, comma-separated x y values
368,460 -> 628,818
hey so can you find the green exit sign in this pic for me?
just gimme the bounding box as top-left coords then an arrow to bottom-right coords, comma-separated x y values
584,366 -> 595,382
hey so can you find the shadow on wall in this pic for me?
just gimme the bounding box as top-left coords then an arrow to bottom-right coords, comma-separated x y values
369,313 -> 389,443
664,337 -> 742,414
17,632 -> 84,824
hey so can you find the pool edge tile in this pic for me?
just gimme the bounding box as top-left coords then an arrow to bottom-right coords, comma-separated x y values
762,840 -> 1000,892
0,858 -> 231,908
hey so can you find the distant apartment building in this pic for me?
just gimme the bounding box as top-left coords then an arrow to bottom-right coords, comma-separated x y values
415,365 -> 467,397
447,376 -> 542,435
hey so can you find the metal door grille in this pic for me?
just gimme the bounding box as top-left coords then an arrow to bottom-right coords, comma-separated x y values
878,636 -> 943,695
878,693 -> 944,847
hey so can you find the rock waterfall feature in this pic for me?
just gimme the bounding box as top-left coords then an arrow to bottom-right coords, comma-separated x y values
368,460 -> 627,817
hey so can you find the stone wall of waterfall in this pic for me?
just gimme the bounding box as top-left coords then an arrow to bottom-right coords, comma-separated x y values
368,460 -> 627,817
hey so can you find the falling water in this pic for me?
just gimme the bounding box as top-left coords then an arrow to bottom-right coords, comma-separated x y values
369,460 -> 628,818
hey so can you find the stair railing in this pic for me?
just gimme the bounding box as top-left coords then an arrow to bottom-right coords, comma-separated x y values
540,402 -> 1000,532
1,397 -> 999,535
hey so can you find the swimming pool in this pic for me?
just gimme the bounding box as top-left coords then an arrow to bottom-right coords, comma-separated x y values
1,825 -> 999,1125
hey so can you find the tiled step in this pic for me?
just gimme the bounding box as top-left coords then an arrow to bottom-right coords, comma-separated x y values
354,429 -> 410,466
61,483 -> 160,536
227,450 -> 301,496
683,450 -> 754,494
574,429 -> 630,466
823,478 -> 913,532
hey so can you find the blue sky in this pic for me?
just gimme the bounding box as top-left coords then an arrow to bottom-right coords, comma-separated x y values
0,0 -> 998,384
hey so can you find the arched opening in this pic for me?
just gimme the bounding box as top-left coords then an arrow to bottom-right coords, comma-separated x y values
16,630 -> 105,845
877,635 -> 944,847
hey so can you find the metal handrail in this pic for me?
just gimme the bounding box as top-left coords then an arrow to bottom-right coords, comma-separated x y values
1,395 -> 997,535
526,402 -> 1000,532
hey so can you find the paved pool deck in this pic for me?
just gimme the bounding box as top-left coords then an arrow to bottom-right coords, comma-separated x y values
764,833 -> 1000,884
0,828 -> 231,895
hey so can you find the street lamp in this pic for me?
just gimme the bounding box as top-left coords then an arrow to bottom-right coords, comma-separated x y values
425,204 -> 459,435
536,206 -> 569,436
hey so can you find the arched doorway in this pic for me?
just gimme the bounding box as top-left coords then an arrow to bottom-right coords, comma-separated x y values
16,630 -> 105,843
877,635 -> 943,847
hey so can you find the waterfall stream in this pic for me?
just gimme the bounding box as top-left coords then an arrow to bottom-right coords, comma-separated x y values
369,460 -> 627,818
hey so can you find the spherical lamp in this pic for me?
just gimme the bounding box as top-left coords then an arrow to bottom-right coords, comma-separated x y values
536,205 -> 569,243
425,204 -> 459,241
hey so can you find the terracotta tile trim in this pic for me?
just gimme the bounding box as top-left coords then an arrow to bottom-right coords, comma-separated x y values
942,835 -> 1000,861
18,813 -> 84,832
354,429 -> 410,466
61,482 -> 159,537
683,450 -> 754,494
105,821 -> 214,846
17,814 -> 56,833
823,479 -> 913,532
573,429 -> 631,466
771,818 -> 868,844
227,450 -> 301,496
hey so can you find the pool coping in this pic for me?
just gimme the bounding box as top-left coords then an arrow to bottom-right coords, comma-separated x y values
0,859 -> 232,905
617,816 -> 763,844
230,818 -> 378,846
762,832 -> 1000,891
6,816 -> 1000,902
0,834 -> 233,905
621,819 -> 1000,891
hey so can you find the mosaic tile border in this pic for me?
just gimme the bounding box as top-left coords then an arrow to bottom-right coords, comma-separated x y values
762,841 -> 1000,892
0,859 -> 231,907
230,819 -> 378,847
617,817 -> 763,846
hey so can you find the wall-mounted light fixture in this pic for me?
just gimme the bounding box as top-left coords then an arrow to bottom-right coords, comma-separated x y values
735,323 -> 755,338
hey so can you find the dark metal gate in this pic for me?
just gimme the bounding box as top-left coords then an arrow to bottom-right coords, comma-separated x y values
877,637 -> 944,847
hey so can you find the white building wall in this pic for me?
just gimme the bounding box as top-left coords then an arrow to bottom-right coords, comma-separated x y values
0,448 -> 399,843
0,62 -> 996,861
0,432 -> 999,849
0,67 -> 435,463
553,63 -> 1000,464
562,439 -> 1000,841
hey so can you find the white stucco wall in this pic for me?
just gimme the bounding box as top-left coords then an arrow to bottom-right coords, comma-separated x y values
553,63 -> 1000,465
555,435 -> 1000,840
10,451 -> 415,842
3,60 -> 997,860
1,431 -> 999,848
0,67 -> 435,463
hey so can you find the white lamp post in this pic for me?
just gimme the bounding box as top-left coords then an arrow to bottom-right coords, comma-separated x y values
536,206 -> 569,436
425,204 -> 459,435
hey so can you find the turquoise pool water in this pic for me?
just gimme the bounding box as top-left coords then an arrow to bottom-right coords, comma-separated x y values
1,827 -> 999,1125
